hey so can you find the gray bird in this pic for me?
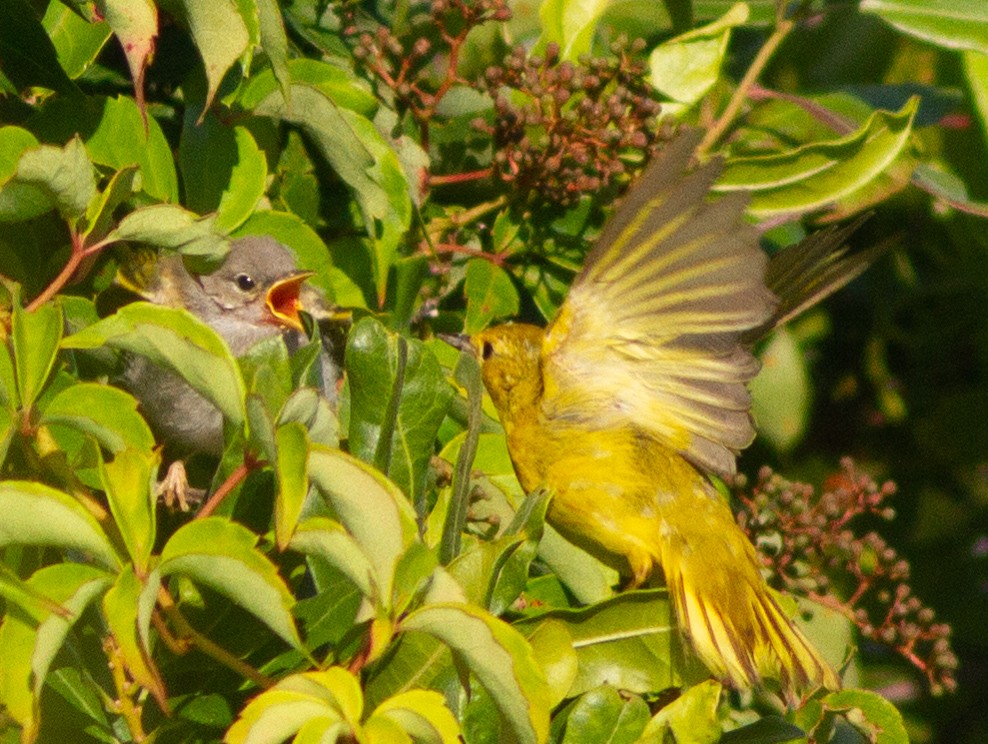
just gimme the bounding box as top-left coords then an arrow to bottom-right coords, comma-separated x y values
120,235 -> 314,507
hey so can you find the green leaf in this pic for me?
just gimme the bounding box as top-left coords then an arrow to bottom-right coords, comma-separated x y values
41,3 -> 111,80
861,0 -> 988,55
716,98 -> 919,218
720,716 -> 806,744
256,0 -> 291,101
0,563 -> 113,739
964,52 -> 988,152
274,421 -> 310,550
369,690 -> 461,744
0,137 -> 95,222
525,620 -> 578,709
648,2 -> 748,115
41,382 -> 155,454
171,0 -> 250,111
822,689 -> 909,744
98,448 -> 158,573
308,446 -> 419,610
243,73 -> 411,302
278,388 -> 340,448
400,603 -> 551,744
638,680 -> 722,744
750,327 -> 811,453
12,295 -> 62,409
160,517 -> 302,649
102,566 -> 167,706
216,126 -> 267,232
30,94 -> 178,202
62,302 -> 247,429
514,590 -> 676,697
463,259 -> 520,334
239,58 -> 377,116
440,351 -> 484,563
83,164 -> 139,242
346,317 -> 454,506
289,517 -> 378,601
537,0 -> 610,61
560,685 -> 649,744
0,480 -> 120,570
105,204 -> 228,264
0,0 -> 79,94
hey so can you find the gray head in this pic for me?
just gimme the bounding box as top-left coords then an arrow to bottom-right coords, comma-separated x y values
163,236 -> 311,355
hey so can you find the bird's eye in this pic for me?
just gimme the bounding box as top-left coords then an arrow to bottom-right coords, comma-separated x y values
234,273 -> 256,291
481,341 -> 495,360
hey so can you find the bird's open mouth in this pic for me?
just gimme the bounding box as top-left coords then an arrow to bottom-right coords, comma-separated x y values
265,272 -> 315,331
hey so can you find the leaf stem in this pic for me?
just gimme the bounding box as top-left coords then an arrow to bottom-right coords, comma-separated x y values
196,458 -> 257,519
156,586 -> 275,689
695,13 -> 796,158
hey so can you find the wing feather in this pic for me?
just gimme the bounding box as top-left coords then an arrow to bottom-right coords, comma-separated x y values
541,130 -> 774,477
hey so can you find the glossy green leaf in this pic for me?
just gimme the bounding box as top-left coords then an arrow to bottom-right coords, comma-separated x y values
515,591 -> 676,697
12,296 -> 62,409
750,327 -> 810,453
216,126 -> 267,232
279,388 -> 340,449
102,566 -> 166,706
716,98 -> 919,218
649,2 -> 748,114
346,317 -> 454,505
256,0 -> 291,101
41,382 -> 155,455
463,259 -> 520,334
239,58 -> 377,116
639,679 -> 722,743
98,448 -> 157,573
0,0 -> 78,94
369,690 -> 461,744
0,137 -> 95,222
0,563 -> 113,739
823,689 -> 909,744
0,480 -> 120,570
161,517 -> 302,649
274,421 -> 310,550
308,446 -> 418,609
62,302 -> 246,428
105,204 -> 228,264
41,3 -> 111,79
861,0 -> 988,55
561,685 -> 649,744
400,603 -> 551,744
0,127 -> 39,184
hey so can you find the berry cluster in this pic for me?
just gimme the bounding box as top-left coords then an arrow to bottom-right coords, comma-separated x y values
476,40 -> 665,205
736,458 -> 957,695
349,0 -> 510,145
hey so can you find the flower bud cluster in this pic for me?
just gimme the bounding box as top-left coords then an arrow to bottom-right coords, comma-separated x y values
475,39 -> 664,204
736,458 -> 957,695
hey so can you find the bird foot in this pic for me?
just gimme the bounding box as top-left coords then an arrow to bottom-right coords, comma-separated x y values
156,461 -> 207,512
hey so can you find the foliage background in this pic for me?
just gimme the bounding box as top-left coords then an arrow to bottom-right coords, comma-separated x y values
0,0 -> 986,743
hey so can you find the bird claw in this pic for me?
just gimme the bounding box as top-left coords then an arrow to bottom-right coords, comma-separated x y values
156,461 -> 206,512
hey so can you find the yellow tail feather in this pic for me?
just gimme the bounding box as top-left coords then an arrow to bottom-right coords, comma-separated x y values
656,482 -> 839,703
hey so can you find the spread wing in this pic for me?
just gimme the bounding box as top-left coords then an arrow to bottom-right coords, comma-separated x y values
540,131 -> 774,478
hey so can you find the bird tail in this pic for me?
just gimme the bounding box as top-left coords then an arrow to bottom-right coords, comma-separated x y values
655,487 -> 839,703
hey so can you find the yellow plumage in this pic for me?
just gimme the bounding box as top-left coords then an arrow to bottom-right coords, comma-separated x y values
468,131 -> 869,702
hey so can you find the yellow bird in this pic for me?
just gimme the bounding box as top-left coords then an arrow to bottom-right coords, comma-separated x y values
461,131 -> 874,702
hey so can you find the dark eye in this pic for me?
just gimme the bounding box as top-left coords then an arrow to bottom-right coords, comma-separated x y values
235,273 -> 256,291
481,341 -> 494,360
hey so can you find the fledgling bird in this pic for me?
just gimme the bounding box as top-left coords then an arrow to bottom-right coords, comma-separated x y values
459,131 -> 876,702
119,236 -> 313,506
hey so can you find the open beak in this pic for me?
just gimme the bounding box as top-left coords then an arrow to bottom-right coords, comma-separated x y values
265,272 -> 315,331
438,333 -> 476,354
